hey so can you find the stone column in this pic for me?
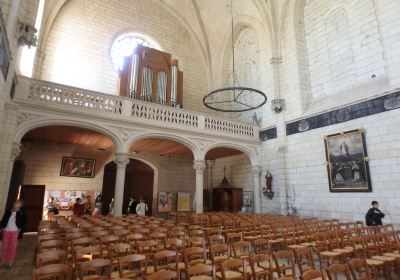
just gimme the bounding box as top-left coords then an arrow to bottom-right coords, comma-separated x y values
193,160 -> 206,214
113,153 -> 130,216
251,165 -> 262,213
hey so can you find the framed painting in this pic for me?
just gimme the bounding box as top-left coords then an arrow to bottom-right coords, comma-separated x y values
324,129 -> 371,192
158,192 -> 173,212
177,192 -> 190,212
243,191 -> 254,212
60,157 -> 96,178
0,9 -> 10,80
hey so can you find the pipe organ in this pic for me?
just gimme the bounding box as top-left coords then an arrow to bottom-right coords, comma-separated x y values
118,46 -> 183,107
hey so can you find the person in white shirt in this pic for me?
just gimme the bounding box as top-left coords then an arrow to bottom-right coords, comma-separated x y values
0,200 -> 26,269
135,199 -> 148,216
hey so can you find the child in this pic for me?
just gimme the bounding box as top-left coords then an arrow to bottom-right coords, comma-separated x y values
73,198 -> 84,217
0,200 -> 26,269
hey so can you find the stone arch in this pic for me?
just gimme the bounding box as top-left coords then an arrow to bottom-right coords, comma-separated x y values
202,142 -> 259,167
126,132 -> 201,160
14,118 -> 124,153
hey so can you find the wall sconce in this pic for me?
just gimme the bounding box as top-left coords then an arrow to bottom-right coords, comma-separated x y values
262,170 -> 274,199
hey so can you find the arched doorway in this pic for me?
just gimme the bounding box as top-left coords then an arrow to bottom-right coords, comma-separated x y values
102,159 -> 155,215
11,125 -> 116,228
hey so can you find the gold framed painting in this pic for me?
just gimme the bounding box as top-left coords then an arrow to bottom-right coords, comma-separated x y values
158,192 -> 173,212
177,192 -> 191,212
60,157 -> 96,178
324,129 -> 372,192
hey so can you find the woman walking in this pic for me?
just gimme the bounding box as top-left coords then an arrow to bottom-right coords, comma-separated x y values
93,195 -> 102,216
0,200 -> 26,269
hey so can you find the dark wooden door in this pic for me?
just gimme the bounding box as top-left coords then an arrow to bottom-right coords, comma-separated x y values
101,162 -> 117,215
19,185 -> 45,232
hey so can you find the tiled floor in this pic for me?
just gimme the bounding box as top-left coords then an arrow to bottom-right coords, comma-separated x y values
0,234 -> 36,280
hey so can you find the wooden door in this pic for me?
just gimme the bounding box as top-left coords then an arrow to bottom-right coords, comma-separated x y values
231,189 -> 243,212
19,185 -> 45,232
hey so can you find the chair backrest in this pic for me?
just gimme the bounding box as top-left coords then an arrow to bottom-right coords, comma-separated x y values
250,254 -> 271,277
153,250 -> 178,271
77,258 -> 111,280
273,250 -> 296,278
39,239 -> 65,252
220,258 -> 244,280
326,263 -> 351,280
148,269 -> 178,280
33,263 -> 71,280
73,245 -> 101,264
302,269 -> 325,280
231,241 -> 250,258
252,238 -> 269,254
36,250 -> 66,267
184,246 -> 206,267
293,246 -> 315,274
210,243 -> 228,259
186,263 -> 213,278
348,258 -> 370,279
118,254 -> 147,278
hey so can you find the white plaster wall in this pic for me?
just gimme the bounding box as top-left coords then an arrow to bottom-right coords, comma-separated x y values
283,109 -> 400,227
39,0 -> 208,111
20,141 -> 114,191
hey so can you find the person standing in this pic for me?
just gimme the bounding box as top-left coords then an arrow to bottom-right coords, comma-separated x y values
84,196 -> 94,215
93,195 -> 102,216
365,201 -> 385,226
46,197 -> 58,220
135,198 -> 148,216
127,196 -> 137,215
73,198 -> 84,217
0,200 -> 26,269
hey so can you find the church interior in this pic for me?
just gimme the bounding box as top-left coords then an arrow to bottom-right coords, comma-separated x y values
0,0 -> 400,279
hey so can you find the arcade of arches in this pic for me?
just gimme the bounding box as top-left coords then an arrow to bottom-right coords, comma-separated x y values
0,0 -> 400,231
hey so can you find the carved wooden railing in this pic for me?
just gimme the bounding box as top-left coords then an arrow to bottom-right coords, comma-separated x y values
15,77 -> 259,140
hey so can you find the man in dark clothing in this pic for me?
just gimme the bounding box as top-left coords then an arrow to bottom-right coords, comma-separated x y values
127,196 -> 137,215
365,201 -> 385,226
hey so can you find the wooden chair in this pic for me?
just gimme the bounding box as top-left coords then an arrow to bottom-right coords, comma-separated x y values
148,269 -> 178,280
270,250 -> 296,279
108,242 -> 132,268
231,241 -> 251,260
216,258 -> 245,280
210,243 -> 230,266
293,246 -> 316,275
36,250 -> 67,267
325,263 -> 351,280
76,258 -> 112,280
184,246 -> 209,267
186,263 -> 213,280
246,254 -> 273,280
99,235 -> 120,257
251,238 -> 269,255
118,254 -> 147,278
348,258 -> 371,280
302,269 -> 325,280
72,237 -> 94,250
39,239 -> 66,252
33,263 -> 71,280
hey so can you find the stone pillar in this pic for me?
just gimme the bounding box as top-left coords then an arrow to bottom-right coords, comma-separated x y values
251,165 -> 262,213
113,153 -> 129,216
193,160 -> 206,214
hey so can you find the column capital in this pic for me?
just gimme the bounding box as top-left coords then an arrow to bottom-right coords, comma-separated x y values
251,165 -> 262,176
10,142 -> 22,161
114,153 -> 130,168
193,160 -> 206,173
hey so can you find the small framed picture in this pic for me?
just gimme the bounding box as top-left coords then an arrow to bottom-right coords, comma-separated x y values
60,157 -> 96,178
158,192 -> 173,212
243,191 -> 254,212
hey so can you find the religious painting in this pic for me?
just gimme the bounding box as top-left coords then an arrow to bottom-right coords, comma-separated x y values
324,129 -> 371,192
177,192 -> 191,212
0,9 -> 10,80
158,192 -> 173,212
46,190 -> 100,210
242,191 -> 254,212
60,157 -> 96,178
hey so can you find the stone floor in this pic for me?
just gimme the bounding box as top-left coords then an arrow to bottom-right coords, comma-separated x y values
0,233 -> 36,280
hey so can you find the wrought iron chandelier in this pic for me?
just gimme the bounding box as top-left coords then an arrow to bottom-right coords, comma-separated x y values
203,0 -> 267,112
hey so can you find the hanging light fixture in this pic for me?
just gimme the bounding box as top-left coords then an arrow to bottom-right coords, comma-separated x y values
203,0 -> 267,112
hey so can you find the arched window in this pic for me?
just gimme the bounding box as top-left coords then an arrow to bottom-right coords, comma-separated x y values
110,33 -> 160,70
